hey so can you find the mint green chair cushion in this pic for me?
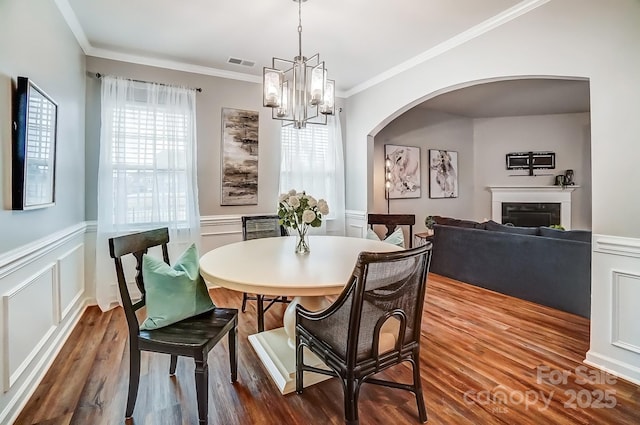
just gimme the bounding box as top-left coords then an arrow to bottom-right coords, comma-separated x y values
140,243 -> 215,330
366,227 -> 405,248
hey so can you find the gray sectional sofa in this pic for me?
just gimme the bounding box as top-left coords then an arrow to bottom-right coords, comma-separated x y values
429,217 -> 591,318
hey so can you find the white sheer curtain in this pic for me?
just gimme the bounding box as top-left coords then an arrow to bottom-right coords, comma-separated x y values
279,113 -> 345,235
94,76 -> 201,311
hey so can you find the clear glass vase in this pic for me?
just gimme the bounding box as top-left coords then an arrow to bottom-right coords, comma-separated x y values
295,227 -> 310,254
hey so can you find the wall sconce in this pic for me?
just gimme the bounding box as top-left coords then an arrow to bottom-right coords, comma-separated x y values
385,155 -> 392,213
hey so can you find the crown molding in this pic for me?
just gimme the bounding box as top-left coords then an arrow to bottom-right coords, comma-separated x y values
55,0 -> 549,98
343,0 -> 551,98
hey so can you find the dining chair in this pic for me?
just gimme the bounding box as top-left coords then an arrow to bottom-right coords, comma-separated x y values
367,213 -> 416,248
109,228 -> 238,424
241,215 -> 289,332
295,243 -> 432,425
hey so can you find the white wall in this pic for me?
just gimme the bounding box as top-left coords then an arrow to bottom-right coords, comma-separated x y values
372,108 -> 475,233
473,113 -> 592,229
345,0 -> 640,384
0,0 -> 86,252
0,1 -> 90,422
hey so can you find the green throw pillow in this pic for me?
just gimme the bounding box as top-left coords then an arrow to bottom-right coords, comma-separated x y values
366,227 -> 405,248
140,243 -> 215,330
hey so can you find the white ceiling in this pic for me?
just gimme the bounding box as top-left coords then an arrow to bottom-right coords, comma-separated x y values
57,0 -> 589,116
419,78 -> 591,117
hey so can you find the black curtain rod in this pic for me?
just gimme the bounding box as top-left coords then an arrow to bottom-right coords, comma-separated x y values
94,73 -> 202,93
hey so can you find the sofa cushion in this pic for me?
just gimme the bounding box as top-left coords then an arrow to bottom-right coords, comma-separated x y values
366,227 -> 405,248
433,216 -> 484,229
485,220 -> 540,235
539,227 -> 592,242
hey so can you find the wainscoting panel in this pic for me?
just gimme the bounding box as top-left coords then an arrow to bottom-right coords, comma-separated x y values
58,244 -> 85,322
200,215 -> 244,254
2,265 -> 56,391
611,271 -> 640,354
587,234 -> 640,386
345,210 -> 366,238
0,223 -> 88,424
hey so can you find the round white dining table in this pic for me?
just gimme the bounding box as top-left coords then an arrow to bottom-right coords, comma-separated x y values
199,234 -> 401,394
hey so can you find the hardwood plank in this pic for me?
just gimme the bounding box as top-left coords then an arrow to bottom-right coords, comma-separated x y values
15,273 -> 640,425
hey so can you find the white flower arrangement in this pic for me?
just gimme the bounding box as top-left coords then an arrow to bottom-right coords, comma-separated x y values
278,189 -> 329,253
278,189 -> 329,229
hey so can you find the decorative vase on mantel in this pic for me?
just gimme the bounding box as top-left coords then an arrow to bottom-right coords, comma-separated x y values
294,224 -> 311,255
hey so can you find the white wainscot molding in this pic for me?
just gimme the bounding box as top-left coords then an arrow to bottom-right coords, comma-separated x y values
488,185 -> 578,229
3,265 -> 57,391
586,234 -> 640,386
345,210 -> 367,238
200,215 -> 245,254
0,223 -> 88,424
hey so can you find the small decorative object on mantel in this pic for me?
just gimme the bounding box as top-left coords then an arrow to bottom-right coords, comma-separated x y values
555,170 -> 575,187
277,189 -> 329,255
564,169 -> 575,185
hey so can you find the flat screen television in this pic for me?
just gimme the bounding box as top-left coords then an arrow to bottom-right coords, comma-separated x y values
12,76 -> 58,210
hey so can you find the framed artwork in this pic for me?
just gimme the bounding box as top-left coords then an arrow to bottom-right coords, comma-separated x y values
220,108 -> 259,205
384,144 -> 421,199
12,77 -> 58,210
429,149 -> 458,199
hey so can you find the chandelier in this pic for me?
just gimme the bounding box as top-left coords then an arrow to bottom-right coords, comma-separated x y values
263,0 -> 335,129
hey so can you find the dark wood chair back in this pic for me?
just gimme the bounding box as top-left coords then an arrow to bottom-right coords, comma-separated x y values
240,215 -> 289,332
295,243 -> 433,424
367,213 -> 416,248
242,215 -> 288,240
108,228 -> 238,424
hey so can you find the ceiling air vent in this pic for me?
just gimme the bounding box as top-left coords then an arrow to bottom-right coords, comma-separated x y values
227,57 -> 255,68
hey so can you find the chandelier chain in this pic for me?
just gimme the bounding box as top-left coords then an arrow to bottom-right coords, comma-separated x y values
297,0 -> 303,59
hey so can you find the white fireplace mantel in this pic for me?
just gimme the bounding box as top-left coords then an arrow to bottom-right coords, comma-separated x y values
488,185 -> 579,229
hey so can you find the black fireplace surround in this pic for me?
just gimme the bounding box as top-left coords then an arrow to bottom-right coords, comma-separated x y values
502,202 -> 561,227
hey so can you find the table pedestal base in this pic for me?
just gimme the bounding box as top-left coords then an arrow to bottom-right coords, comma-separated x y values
248,327 -> 332,394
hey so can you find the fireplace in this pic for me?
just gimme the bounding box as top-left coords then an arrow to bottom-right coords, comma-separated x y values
502,202 -> 561,227
489,186 -> 578,229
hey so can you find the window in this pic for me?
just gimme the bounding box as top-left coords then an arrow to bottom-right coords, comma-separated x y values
279,116 -> 345,232
97,77 -> 199,233
95,76 -> 201,311
110,104 -> 190,225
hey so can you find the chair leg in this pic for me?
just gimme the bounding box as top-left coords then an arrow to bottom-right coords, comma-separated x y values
125,344 -> 141,418
194,358 -> 209,425
295,334 -> 304,394
411,354 -> 428,423
169,355 -> 178,375
343,377 -> 361,425
241,292 -> 248,313
256,294 -> 265,333
228,320 -> 238,383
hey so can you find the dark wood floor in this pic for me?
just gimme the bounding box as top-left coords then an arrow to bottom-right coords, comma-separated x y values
16,274 -> 640,425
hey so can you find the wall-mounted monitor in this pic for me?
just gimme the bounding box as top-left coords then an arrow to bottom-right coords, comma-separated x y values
12,76 -> 58,210
506,151 -> 555,175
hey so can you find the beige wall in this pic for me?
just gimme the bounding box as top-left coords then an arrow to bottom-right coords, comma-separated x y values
346,0 -> 639,238
84,56 -> 282,219
473,113 -> 591,229
372,109 -> 591,232
372,108 -> 475,232
346,0 -> 640,386
0,0 -> 86,253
